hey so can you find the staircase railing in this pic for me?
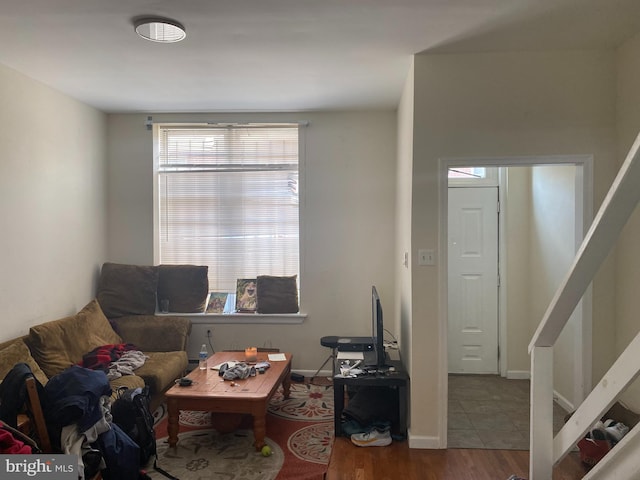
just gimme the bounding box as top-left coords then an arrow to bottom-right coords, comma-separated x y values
528,132 -> 640,479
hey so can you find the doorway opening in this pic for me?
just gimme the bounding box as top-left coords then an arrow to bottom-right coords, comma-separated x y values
439,155 -> 594,448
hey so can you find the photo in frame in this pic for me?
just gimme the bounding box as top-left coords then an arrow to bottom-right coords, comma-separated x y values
206,292 -> 229,313
235,279 -> 257,312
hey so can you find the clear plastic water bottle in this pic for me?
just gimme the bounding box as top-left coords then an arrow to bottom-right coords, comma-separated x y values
199,343 -> 208,370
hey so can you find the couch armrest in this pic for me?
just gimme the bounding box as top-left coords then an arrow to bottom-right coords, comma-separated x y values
110,315 -> 191,352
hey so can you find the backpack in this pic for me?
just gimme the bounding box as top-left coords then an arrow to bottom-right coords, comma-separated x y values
95,422 -> 140,480
111,386 -> 156,466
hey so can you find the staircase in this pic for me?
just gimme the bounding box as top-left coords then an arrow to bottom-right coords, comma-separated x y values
528,132 -> 640,479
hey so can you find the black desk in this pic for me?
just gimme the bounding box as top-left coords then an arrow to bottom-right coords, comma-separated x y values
333,359 -> 409,439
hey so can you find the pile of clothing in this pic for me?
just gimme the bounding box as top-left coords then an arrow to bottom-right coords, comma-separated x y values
0,421 -> 37,454
80,343 -> 148,380
0,362 -> 142,480
218,362 -> 256,380
45,365 -> 141,480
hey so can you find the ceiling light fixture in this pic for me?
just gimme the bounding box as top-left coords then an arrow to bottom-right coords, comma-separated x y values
134,17 -> 186,43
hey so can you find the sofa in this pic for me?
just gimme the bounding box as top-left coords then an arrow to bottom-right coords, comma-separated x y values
0,298 -> 190,412
0,261 -> 211,415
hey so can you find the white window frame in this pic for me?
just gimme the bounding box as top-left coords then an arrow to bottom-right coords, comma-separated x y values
152,122 -> 307,323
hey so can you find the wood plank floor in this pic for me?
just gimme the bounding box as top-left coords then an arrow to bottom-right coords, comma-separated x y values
326,437 -> 589,480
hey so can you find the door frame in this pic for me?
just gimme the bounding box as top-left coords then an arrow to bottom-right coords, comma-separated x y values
437,154 -> 594,447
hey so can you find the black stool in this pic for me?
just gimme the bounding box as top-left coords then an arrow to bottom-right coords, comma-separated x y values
312,336 -> 341,378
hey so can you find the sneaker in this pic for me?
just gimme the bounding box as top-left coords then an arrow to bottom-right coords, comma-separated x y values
589,428 -> 608,442
589,420 -> 607,441
351,429 -> 392,447
603,419 -> 629,442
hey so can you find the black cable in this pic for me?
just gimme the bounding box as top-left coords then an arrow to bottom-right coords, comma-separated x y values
206,329 -> 215,354
383,328 -> 402,365
383,328 -> 397,344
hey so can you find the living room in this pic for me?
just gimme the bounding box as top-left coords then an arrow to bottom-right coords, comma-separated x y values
2,1 -> 640,461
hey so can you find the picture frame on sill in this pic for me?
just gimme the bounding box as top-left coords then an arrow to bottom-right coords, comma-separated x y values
235,279 -> 257,313
206,292 -> 229,314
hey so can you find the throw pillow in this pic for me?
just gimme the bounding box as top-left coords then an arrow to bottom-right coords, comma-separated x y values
0,340 -> 49,386
256,275 -> 299,314
27,299 -> 123,378
157,265 -> 209,313
97,263 -> 159,318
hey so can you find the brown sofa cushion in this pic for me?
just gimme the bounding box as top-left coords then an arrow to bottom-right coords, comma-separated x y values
97,263 -> 159,318
27,299 -> 123,378
157,265 -> 209,313
110,315 -> 191,352
133,351 -> 188,397
0,340 -> 49,386
256,275 -> 299,314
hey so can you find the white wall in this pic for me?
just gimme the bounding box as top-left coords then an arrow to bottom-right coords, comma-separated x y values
616,31 -> 640,412
505,166 -> 532,375
530,165 -> 577,407
409,49 -> 618,443
106,111 -> 397,372
0,63 -> 107,340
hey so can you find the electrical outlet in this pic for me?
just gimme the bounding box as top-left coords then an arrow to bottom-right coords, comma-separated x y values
418,249 -> 436,266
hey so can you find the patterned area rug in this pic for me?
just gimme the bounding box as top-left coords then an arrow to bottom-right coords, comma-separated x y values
152,429 -> 284,479
150,382 -> 334,480
268,383 -> 334,423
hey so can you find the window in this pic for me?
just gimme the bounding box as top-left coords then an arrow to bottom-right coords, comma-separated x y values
448,166 -> 498,186
448,167 -> 487,179
156,123 -> 300,297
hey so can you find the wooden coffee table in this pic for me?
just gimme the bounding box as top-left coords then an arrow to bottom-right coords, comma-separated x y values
165,351 -> 292,451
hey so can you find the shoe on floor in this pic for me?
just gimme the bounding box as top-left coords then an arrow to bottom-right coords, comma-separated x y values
351,429 -> 392,447
603,419 -> 630,442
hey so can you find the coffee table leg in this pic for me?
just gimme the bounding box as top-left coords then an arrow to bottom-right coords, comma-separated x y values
253,414 -> 266,451
167,398 -> 179,448
282,367 -> 291,399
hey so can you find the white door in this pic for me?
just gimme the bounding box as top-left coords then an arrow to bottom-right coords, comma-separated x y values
448,187 -> 499,374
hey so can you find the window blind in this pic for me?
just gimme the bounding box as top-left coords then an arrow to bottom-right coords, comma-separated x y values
157,124 -> 300,293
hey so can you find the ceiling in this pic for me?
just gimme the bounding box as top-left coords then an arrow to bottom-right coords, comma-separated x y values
1,0 -> 639,113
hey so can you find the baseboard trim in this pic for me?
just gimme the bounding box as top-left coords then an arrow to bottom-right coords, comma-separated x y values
506,370 -> 531,380
299,369 -> 332,379
408,432 -> 442,449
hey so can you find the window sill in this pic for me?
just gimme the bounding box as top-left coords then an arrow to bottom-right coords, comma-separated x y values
156,312 -> 306,325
